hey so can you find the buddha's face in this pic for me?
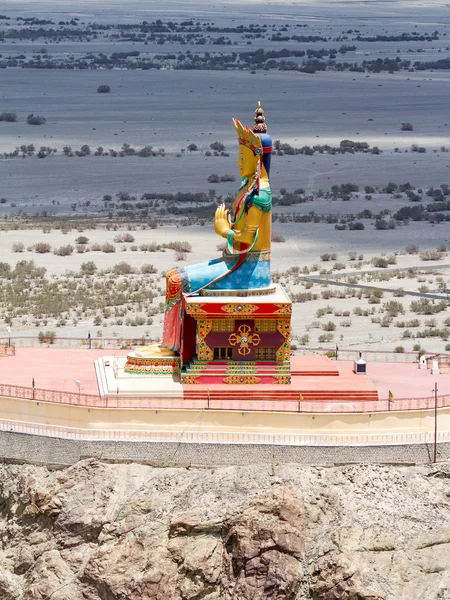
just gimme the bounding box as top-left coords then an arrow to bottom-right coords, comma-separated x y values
238,144 -> 259,178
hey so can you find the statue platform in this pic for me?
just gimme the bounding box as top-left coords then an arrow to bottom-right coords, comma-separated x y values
180,283 -> 292,384
95,354 -> 378,403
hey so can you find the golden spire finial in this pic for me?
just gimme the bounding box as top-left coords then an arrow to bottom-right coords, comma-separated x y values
253,101 -> 267,134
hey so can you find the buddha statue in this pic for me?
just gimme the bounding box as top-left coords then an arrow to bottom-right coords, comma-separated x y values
155,102 -> 273,354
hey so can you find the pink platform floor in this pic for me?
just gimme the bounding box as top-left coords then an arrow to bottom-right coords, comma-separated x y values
0,348 -> 448,402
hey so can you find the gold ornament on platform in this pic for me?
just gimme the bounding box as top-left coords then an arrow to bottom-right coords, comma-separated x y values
228,324 -> 261,356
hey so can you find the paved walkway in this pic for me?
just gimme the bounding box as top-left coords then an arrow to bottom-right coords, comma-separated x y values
0,349 -> 447,401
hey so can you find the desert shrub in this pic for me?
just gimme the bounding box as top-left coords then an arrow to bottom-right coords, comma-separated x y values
80,261 -> 97,275
410,299 -> 447,314
12,242 -> 24,252
394,346 -> 405,353
383,301 -> 405,317
220,174 -> 236,182
322,321 -> 336,331
272,231 -> 286,243
392,288 -> 405,297
210,141 -> 225,152
176,251 -> 186,261
318,333 -> 334,343
332,262 -> 346,270
114,233 -> 135,243
34,242 -> 51,253
26,113 -> 46,125
187,143 -> 198,151
445,343 -> 450,351
0,112 -> 17,122
420,251 -> 442,261
141,263 -> 157,274
54,244 -> 74,256
207,173 -> 220,183
97,85 -> 111,93
165,241 -> 192,253
320,253 -> 337,262
348,221 -> 365,230
113,262 -> 133,275
101,242 -> 116,253
38,330 -> 56,344
401,122 -> 413,131
372,257 -> 388,268
75,235 -> 89,244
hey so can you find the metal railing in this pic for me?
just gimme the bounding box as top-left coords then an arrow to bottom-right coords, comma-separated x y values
0,382 -> 449,414
2,337 -> 450,364
0,336 -> 157,350
0,417 -> 448,446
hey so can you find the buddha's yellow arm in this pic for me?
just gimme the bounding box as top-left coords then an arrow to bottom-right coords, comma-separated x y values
214,203 -> 263,247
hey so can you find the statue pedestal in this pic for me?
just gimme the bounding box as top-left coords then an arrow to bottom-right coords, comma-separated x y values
181,283 -> 292,384
124,351 -> 181,376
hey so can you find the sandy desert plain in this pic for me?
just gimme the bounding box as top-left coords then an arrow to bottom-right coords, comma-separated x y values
0,0 -> 450,354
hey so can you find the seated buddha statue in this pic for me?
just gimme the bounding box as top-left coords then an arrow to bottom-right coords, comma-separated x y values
159,102 -> 273,353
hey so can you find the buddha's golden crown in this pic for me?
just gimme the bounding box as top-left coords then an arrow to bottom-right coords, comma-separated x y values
232,103 -> 264,155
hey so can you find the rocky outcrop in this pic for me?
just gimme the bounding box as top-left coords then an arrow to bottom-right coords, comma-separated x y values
1,459 -> 450,599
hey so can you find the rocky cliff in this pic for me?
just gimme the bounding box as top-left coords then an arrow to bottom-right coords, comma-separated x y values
1,459 -> 450,599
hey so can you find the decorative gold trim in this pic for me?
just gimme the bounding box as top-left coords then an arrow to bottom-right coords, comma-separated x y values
273,375 -> 291,384
274,303 -> 292,314
221,303 -> 259,315
182,375 -> 199,384
223,375 -> 261,385
185,303 -> 207,314
277,319 -> 291,340
197,319 -> 213,361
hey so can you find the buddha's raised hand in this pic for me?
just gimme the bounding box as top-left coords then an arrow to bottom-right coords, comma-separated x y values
214,203 -> 230,237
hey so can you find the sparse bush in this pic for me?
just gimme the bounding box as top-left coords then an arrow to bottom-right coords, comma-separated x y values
272,232 -> 286,243
348,221 -> 365,230
318,333 -> 334,343
26,113 -> 46,125
322,321 -> 336,331
372,257 -> 388,268
38,330 -> 56,344
210,141 -> 225,152
220,174 -> 236,182
101,242 -> 116,253
420,251 -> 442,261
80,261 -> 97,275
54,244 -> 74,256
394,346 -> 405,353
113,262 -> 133,275
401,122 -> 413,131
75,236 -> 89,244
0,112 -> 17,122
97,85 -> 111,93
34,242 -> 51,253
12,242 -> 24,253
165,241 -> 192,253
207,173 -> 220,183
383,301 -> 405,317
141,264 -> 157,274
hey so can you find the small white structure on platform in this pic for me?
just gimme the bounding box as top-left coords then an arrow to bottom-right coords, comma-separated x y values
353,353 -> 367,375
431,360 -> 440,376
419,355 -> 427,370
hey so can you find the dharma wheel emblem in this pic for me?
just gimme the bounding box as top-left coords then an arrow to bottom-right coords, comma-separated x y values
228,324 -> 260,356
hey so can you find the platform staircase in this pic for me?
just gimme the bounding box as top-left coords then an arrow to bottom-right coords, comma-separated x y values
181,358 -> 291,385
